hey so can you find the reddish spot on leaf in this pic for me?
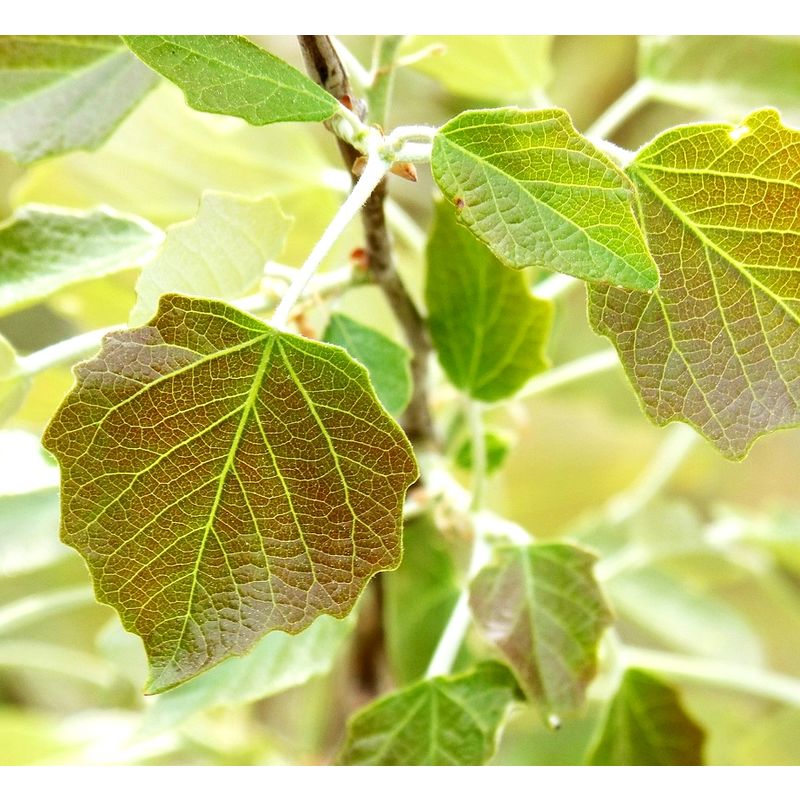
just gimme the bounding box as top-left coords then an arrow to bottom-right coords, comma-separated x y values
454,197 -> 465,210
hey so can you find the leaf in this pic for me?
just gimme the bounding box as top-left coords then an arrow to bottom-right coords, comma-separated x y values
143,612 -> 355,734
130,191 -> 291,325
401,36 -> 552,100
426,199 -> 552,401
430,108 -> 658,290
123,36 -> 339,126
323,313 -> 411,417
640,36 -> 800,122
0,205 -> 162,316
0,35 -> 158,164
42,293 -> 418,693
383,513 -> 460,684
469,542 -> 613,715
338,661 -> 519,766
454,428 -> 513,475
0,332 -> 28,423
586,669 -> 705,765
589,108 -> 800,458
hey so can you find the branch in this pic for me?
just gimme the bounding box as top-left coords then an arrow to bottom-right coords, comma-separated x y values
298,35 -> 435,446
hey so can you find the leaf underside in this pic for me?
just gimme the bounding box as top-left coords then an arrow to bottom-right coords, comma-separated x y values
431,107 -> 658,290
587,668 -> 705,765
590,108 -> 800,458
122,35 -> 339,126
469,542 -> 613,715
338,661 -> 519,766
43,294 -> 417,692
0,35 -> 158,164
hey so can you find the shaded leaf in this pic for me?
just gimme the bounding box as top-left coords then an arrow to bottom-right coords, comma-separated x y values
323,313 -> 411,417
384,513 -> 460,685
431,108 -> 657,290
426,199 -> 552,401
586,669 -> 705,765
42,293 -> 417,693
338,661 -> 518,766
589,109 -> 800,458
0,332 -> 28,423
0,205 -> 162,316
130,191 -> 291,324
0,35 -> 158,164
143,612 -> 355,734
402,36 -> 552,101
123,36 -> 339,126
454,428 -> 513,475
641,36 -> 800,122
470,542 -> 613,715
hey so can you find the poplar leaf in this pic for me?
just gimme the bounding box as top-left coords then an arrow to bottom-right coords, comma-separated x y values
469,543 -> 613,715
123,36 -> 339,126
42,294 -> 417,693
0,333 -> 27,423
587,669 -> 705,765
0,205 -> 162,316
338,662 -> 519,766
426,199 -> 552,401
401,36 -> 552,101
130,191 -> 291,325
323,313 -> 412,417
0,35 -> 158,164
641,36 -> 800,122
431,108 -> 658,290
589,109 -> 800,458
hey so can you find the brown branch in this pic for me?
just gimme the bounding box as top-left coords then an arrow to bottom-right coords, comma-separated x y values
298,35 -> 435,447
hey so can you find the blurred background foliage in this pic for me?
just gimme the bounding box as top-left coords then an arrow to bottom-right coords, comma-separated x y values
1,35 -> 800,765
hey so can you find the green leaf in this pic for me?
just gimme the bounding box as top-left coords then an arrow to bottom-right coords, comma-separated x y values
0,332 -> 27,423
323,313 -> 412,418
587,669 -> 705,765
401,36 -> 552,100
0,205 -> 162,316
143,612 -> 355,734
589,109 -> 800,458
123,36 -> 339,126
454,428 -> 513,475
469,542 -> 613,715
338,662 -> 518,766
384,513 -> 460,685
640,36 -> 800,122
42,293 -> 417,693
430,108 -> 658,290
130,191 -> 291,325
0,35 -> 158,164
426,200 -> 552,401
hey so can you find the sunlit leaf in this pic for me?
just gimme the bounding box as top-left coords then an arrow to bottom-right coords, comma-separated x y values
42,294 -> 417,692
143,612 -> 356,734
401,36 -> 552,101
0,332 -> 27,422
0,35 -> 157,164
338,661 -> 519,766
323,313 -> 411,417
641,36 -> 800,122
589,109 -> 800,458
0,205 -> 162,316
426,199 -> 552,401
384,513 -> 460,684
123,36 -> 339,125
130,191 -> 291,324
431,108 -> 658,290
586,669 -> 705,765
469,542 -> 613,715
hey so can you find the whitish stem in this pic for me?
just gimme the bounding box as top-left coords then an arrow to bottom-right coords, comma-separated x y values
585,79 -> 653,141
510,348 -> 620,404
0,586 -> 95,636
533,273 -> 579,300
0,640 -> 118,689
330,36 -> 371,93
17,325 -> 120,377
385,199 -> 427,254
621,645 -> 800,708
271,148 -> 390,330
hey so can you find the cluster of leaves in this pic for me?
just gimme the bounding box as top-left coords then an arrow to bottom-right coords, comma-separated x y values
2,34 -> 800,766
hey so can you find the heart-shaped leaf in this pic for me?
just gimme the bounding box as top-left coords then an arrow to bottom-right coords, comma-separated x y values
431,108 -> 658,290
590,109 -> 800,458
43,294 -> 417,692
